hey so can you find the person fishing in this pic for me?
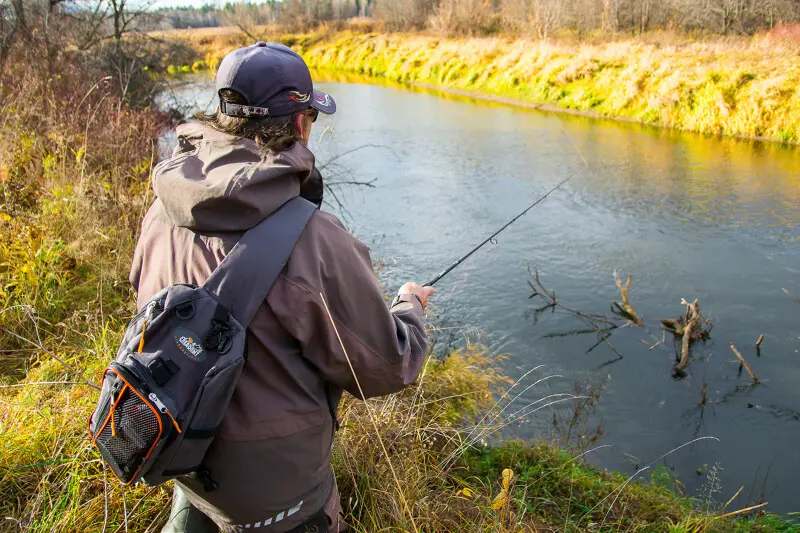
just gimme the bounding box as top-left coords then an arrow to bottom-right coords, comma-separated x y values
129,42 -> 434,533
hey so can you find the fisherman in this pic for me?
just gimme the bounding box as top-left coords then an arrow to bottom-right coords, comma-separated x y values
129,42 -> 434,533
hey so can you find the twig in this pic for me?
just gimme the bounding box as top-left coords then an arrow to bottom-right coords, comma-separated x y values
542,327 -> 610,339
0,310 -> 100,390
729,343 -> 759,384
319,293 -> 419,533
756,334 -> 764,357
660,318 -> 684,336
122,488 -> 128,533
782,288 -> 800,303
0,381 -> 81,389
612,271 -> 644,327
327,178 -> 377,188
717,502 -> 768,519
528,266 -> 617,325
700,355 -> 710,408
101,462 -> 109,533
647,330 -> 666,351
235,23 -> 261,42
580,437 -> 720,524
113,487 -> 159,533
318,144 -> 400,171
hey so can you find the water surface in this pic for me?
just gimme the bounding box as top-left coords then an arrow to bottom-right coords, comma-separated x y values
162,75 -> 800,513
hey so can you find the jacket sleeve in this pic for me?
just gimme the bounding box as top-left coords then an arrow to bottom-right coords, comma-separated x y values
267,211 -> 428,399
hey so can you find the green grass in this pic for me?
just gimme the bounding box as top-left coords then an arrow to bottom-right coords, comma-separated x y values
461,443 -> 800,532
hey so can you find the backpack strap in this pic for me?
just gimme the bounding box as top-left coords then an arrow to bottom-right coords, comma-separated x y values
202,197 -> 317,327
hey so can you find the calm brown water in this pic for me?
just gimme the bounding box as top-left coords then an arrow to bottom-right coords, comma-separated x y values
162,74 -> 800,513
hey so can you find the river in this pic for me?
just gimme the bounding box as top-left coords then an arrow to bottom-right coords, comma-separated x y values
160,74 -> 800,513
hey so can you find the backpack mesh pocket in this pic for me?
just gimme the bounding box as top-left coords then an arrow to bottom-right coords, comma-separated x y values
90,369 -> 165,484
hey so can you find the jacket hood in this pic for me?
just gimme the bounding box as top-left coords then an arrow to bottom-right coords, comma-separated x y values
152,121 -> 314,232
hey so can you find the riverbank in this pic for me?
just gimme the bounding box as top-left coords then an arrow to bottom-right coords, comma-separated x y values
166,26 -> 800,145
1,32 -> 799,533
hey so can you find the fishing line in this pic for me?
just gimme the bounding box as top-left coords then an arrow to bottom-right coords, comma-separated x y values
424,166 -> 586,287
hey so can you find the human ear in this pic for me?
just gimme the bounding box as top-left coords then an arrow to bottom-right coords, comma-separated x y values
293,113 -> 305,137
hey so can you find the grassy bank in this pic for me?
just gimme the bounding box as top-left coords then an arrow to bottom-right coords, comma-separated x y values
1,29 -> 799,533
168,27 -> 800,145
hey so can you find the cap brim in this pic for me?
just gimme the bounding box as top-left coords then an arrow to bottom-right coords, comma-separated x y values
310,88 -> 336,115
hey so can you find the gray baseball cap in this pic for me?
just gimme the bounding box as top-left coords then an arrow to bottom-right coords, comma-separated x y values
215,42 -> 336,118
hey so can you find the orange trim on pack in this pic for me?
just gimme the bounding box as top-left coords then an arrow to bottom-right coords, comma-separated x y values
92,382 -> 128,446
90,367 -> 164,486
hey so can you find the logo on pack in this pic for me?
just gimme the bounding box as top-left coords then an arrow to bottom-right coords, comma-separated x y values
173,327 -> 206,362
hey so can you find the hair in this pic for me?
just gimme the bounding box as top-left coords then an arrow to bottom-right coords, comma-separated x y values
196,89 -> 304,153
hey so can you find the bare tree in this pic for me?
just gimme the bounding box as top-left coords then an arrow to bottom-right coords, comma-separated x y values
601,0 -> 618,32
354,0 -> 375,17
502,0 -> 565,40
374,0 -> 438,30
220,2 -> 278,40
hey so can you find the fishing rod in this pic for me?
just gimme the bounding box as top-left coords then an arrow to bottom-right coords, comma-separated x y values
424,167 -> 585,287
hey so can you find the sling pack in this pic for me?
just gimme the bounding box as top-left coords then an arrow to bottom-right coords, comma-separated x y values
88,197 -> 316,489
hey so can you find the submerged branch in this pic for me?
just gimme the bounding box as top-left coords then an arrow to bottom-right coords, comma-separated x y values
782,288 -> 800,303
730,343 -> 760,384
612,271 -> 644,327
663,298 -> 711,372
527,266 -> 617,326
756,334 -> 765,357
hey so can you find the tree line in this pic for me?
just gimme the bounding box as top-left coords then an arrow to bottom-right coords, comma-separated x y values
138,0 -> 800,37
5,0 -> 797,57
376,0 -> 800,36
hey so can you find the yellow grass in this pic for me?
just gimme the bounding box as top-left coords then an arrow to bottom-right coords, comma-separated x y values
166,27 -> 800,144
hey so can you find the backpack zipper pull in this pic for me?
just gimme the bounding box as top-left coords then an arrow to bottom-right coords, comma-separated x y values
110,383 -> 122,437
148,392 -> 182,434
137,319 -> 147,354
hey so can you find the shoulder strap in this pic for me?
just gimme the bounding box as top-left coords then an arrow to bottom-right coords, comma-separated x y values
203,197 -> 317,327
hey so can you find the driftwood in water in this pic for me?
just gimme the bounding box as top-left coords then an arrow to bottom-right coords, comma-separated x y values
527,266 -> 617,326
782,288 -> 800,303
662,298 -> 711,371
527,266 -> 623,364
612,271 -> 645,327
756,334 -> 764,357
730,342 -> 760,384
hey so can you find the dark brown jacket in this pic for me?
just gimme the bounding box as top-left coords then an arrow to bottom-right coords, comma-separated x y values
130,122 -> 428,533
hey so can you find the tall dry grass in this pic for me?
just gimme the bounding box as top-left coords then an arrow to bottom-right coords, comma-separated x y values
300,32 -> 800,144
168,27 -> 800,144
0,23 -> 173,533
